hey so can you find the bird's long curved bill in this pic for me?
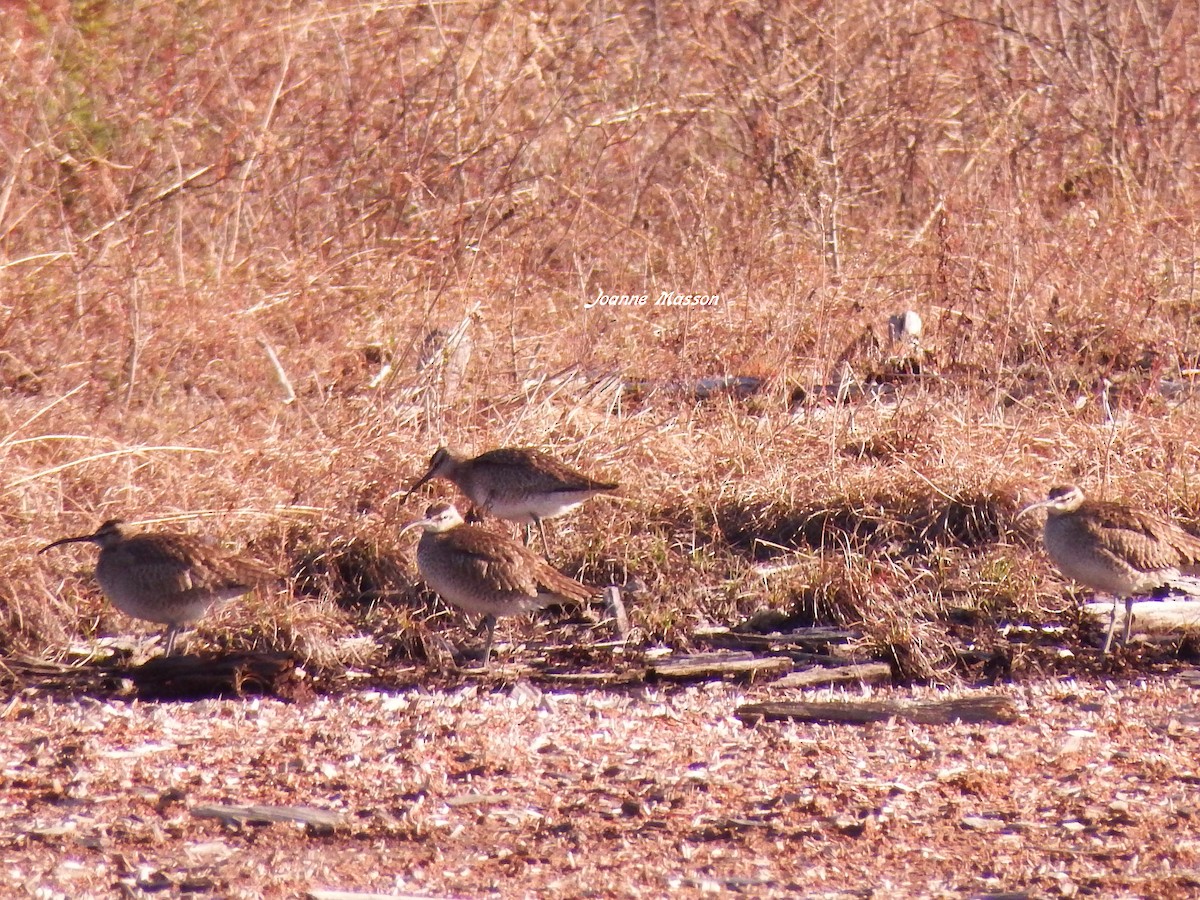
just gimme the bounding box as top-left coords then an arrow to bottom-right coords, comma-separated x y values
398,517 -> 433,538
38,534 -> 96,554
1016,498 -> 1053,520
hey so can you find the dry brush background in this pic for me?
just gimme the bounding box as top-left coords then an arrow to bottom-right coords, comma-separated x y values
3,0 -> 1198,675
3,2 -> 1200,895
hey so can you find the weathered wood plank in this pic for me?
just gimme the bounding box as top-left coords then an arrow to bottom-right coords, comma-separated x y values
1083,598 -> 1200,636
694,625 -> 858,645
771,661 -> 892,689
443,793 -> 510,809
308,891 -> 460,900
133,652 -> 308,701
649,652 -> 793,681
736,694 -> 1019,726
192,803 -> 345,831
539,670 -> 643,686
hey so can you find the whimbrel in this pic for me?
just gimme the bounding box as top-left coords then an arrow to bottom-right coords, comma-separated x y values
402,446 -> 618,558
1018,485 -> 1200,655
399,501 -> 595,666
416,306 -> 478,426
40,519 -> 275,656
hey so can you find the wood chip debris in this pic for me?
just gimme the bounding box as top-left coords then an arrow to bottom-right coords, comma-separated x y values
4,678 -> 1197,897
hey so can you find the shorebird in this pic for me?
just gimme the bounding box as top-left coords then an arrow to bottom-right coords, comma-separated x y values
415,307 -> 478,427
399,501 -> 595,666
402,446 -> 618,558
1019,485 -> 1200,655
40,519 -> 275,656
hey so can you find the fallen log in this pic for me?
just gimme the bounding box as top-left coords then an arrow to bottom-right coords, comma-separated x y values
771,661 -> 892,689
649,652 -> 793,681
736,694 -> 1019,726
308,891 -> 459,900
1083,598 -> 1200,639
132,652 -> 309,701
192,803 -> 344,833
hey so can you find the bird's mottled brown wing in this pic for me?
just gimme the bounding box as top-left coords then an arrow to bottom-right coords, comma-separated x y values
475,448 -> 618,493
120,533 -> 275,592
437,525 -> 544,597
106,537 -> 197,594
435,525 -> 594,603
1080,501 -> 1200,571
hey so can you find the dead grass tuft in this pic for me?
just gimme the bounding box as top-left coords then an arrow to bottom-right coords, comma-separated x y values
290,533 -> 410,611
707,483 -> 1017,558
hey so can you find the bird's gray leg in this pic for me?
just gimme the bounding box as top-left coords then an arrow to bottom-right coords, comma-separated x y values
1121,596 -> 1134,647
1101,599 -> 1119,657
535,516 -> 553,561
604,585 -> 631,639
479,614 -> 497,668
163,625 -> 179,657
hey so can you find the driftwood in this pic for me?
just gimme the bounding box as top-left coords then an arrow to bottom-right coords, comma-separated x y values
649,652 -> 793,681
736,694 -> 1019,726
132,652 -> 309,700
694,626 -> 864,668
443,792 -> 510,809
2,654 -> 108,694
1083,598 -> 1200,638
771,661 -> 892,689
540,670 -> 643,686
4,651 -> 308,699
694,625 -> 858,647
670,874 -> 783,893
192,803 -> 344,833
308,891 -> 460,900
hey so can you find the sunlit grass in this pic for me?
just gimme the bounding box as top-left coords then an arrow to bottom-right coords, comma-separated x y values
1,0 -> 1198,681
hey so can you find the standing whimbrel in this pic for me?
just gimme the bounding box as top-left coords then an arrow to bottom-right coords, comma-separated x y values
1019,485 -> 1200,655
402,447 -> 618,558
399,501 -> 595,666
40,519 -> 275,656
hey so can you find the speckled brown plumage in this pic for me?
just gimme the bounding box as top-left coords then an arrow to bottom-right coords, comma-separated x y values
1061,499 -> 1200,574
403,446 -> 618,558
400,501 -> 595,666
1020,485 -> 1200,655
41,519 -> 276,656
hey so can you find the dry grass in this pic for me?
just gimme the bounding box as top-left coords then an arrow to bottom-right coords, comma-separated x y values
2,0 -> 1199,680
